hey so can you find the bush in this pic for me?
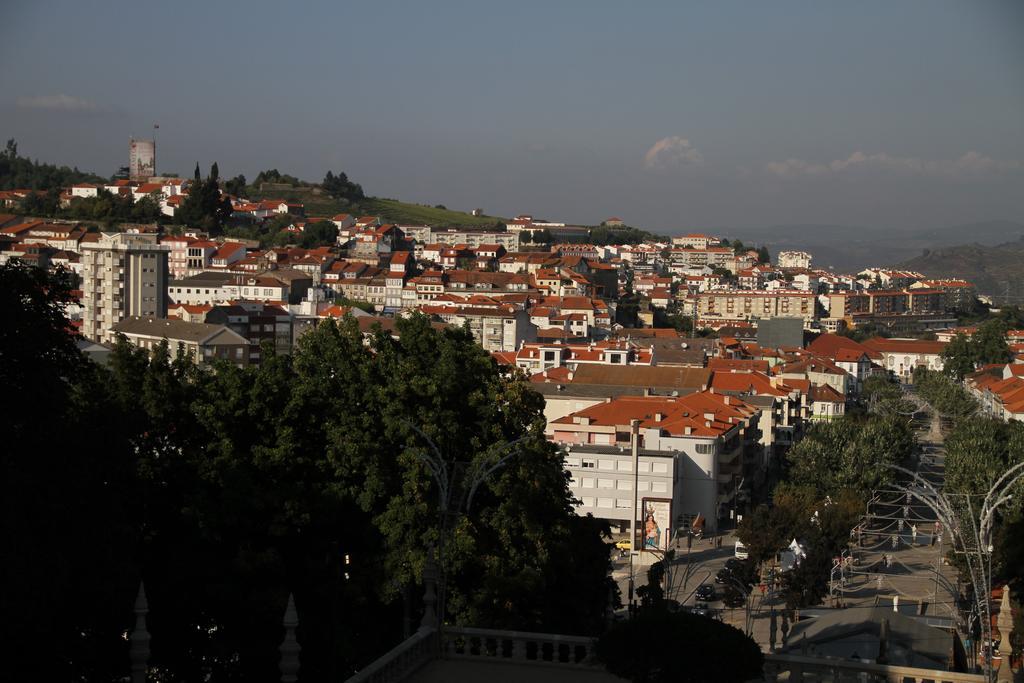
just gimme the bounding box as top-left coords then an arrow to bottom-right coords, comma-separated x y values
596,610 -> 763,682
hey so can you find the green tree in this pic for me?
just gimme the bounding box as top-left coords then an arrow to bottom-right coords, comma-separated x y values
224,173 -> 247,197
322,169 -> 365,202
756,245 -> 770,263
941,332 -> 976,379
176,163 -> 234,233
973,318 -> 1012,366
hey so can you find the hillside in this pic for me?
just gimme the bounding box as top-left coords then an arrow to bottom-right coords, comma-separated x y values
245,186 -> 505,228
723,220 -> 1024,272
896,237 -> 1024,298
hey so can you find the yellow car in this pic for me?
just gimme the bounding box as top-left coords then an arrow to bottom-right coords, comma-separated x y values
615,540 -> 633,552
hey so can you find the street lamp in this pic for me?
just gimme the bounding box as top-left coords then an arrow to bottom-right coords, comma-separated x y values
889,461 -> 1024,681
401,419 -> 529,633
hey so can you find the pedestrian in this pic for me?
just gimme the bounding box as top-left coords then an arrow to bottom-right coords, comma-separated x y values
911,524 -> 918,545
891,533 -> 899,550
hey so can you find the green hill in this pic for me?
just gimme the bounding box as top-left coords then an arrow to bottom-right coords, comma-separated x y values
897,237 -> 1024,299
246,185 -> 504,228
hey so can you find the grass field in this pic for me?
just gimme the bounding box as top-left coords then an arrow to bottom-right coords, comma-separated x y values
246,186 -> 505,228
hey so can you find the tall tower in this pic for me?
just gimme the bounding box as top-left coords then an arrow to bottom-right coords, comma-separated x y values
129,137 -> 156,181
81,232 -> 169,343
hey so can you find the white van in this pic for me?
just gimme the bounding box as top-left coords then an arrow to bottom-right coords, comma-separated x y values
734,541 -> 749,559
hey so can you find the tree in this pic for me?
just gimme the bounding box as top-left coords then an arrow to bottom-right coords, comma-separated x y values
941,332 -> 976,379
299,220 -> 340,248
597,610 -> 763,682
973,318 -> 1012,366
756,245 -> 770,264
785,414 -> 914,499
322,170 -> 364,202
224,173 -> 247,197
176,163 -> 234,233
2,261 -> 140,680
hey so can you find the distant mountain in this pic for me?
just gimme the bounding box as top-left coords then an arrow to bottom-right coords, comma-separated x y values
895,237 -> 1024,298
719,221 -> 1024,273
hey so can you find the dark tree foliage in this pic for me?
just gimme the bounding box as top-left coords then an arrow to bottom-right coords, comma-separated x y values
224,174 -> 247,197
0,138 -> 106,190
2,261 -> 141,681
322,170 -> 364,202
941,318 -> 1012,379
597,610 -> 763,682
298,220 -> 339,248
253,169 -> 302,186
4,280 -> 616,681
176,163 -> 234,233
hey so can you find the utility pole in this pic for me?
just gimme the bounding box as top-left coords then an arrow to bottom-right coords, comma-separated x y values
628,418 -> 640,615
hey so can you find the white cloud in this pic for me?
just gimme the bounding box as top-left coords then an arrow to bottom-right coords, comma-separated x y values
765,150 -> 1020,179
16,94 -> 99,112
644,136 -> 703,169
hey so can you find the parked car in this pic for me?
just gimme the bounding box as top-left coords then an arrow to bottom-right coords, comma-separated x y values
715,568 -> 734,585
695,583 -> 716,602
734,541 -> 749,559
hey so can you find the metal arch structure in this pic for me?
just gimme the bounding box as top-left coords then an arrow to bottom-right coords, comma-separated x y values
888,461 -> 1024,681
399,419 -> 531,631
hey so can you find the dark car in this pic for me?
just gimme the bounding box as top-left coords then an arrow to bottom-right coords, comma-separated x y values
695,583 -> 716,602
714,568 -> 734,585
724,558 -> 745,572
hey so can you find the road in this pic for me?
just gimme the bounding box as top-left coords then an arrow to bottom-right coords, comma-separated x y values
609,402 -> 964,654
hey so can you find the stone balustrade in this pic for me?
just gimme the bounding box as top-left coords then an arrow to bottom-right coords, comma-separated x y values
763,653 -> 987,682
344,628 -> 438,683
441,626 -> 599,668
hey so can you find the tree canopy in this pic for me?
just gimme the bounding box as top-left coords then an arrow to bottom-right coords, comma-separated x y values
0,138 -> 106,191
4,265 -> 616,680
176,163 -> 234,233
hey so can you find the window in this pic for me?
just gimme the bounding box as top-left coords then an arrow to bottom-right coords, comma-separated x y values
652,482 -> 668,493
580,477 -> 595,488
616,461 -> 632,472
581,458 -> 596,469
652,462 -> 669,474
564,456 -> 581,467
597,498 -> 613,508
598,479 -> 613,489
615,499 -> 631,509
617,480 -> 632,491
695,443 -> 714,455
598,460 -> 614,470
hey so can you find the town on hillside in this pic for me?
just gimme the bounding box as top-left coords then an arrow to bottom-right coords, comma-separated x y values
6,143 -> 1024,683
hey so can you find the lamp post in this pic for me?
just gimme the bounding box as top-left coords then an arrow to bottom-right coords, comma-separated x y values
889,461 -> 1024,681
401,419 -> 529,635
628,419 -> 640,616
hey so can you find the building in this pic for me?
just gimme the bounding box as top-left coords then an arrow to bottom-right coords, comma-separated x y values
81,232 -> 169,343
112,316 -> 251,366
697,290 -> 817,327
548,392 -> 760,534
416,304 -> 535,352
204,302 -> 293,361
128,137 -> 156,181
860,337 -> 947,381
167,271 -> 237,306
777,250 -> 812,269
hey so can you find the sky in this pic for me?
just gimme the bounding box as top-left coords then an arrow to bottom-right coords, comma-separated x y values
1,1 -> 1022,232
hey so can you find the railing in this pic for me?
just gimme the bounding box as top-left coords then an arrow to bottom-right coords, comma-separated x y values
763,653 -> 987,682
344,628 -> 438,683
441,626 -> 599,668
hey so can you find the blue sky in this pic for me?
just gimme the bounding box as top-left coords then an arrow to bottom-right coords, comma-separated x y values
1,1 -> 1022,231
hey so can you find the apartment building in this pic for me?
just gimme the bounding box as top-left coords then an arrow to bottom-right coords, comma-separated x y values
697,290 -> 817,326
415,304 -> 535,352
547,392 -> 759,534
777,251 -> 812,269
431,229 -> 520,252
81,232 -> 169,343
